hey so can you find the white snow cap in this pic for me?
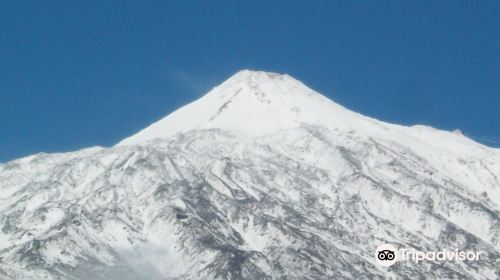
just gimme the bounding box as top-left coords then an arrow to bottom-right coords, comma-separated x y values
117,69 -> 366,146
117,69 -> 495,157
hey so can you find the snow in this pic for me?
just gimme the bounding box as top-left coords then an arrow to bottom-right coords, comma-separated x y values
1,70 -> 499,280
117,70 -> 366,146
0,232 -> 10,251
170,198 -> 187,211
117,69 -> 499,174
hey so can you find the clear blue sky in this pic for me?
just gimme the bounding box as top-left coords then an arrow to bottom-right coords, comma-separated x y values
1,1 -> 499,162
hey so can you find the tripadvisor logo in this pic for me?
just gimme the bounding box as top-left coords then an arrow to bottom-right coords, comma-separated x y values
375,244 -> 397,267
375,244 -> 482,267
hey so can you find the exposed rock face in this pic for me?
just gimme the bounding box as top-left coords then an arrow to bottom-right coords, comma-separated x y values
0,71 -> 499,279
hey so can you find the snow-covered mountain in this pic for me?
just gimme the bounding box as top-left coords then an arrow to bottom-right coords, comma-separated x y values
1,70 -> 499,279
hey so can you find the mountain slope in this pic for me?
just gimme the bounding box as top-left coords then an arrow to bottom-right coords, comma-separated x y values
118,70 -> 365,145
0,70 -> 499,279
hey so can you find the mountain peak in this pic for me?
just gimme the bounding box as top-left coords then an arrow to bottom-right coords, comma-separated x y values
228,69 -> 292,82
117,70 -> 358,146
228,69 -> 286,81
216,69 -> 308,98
